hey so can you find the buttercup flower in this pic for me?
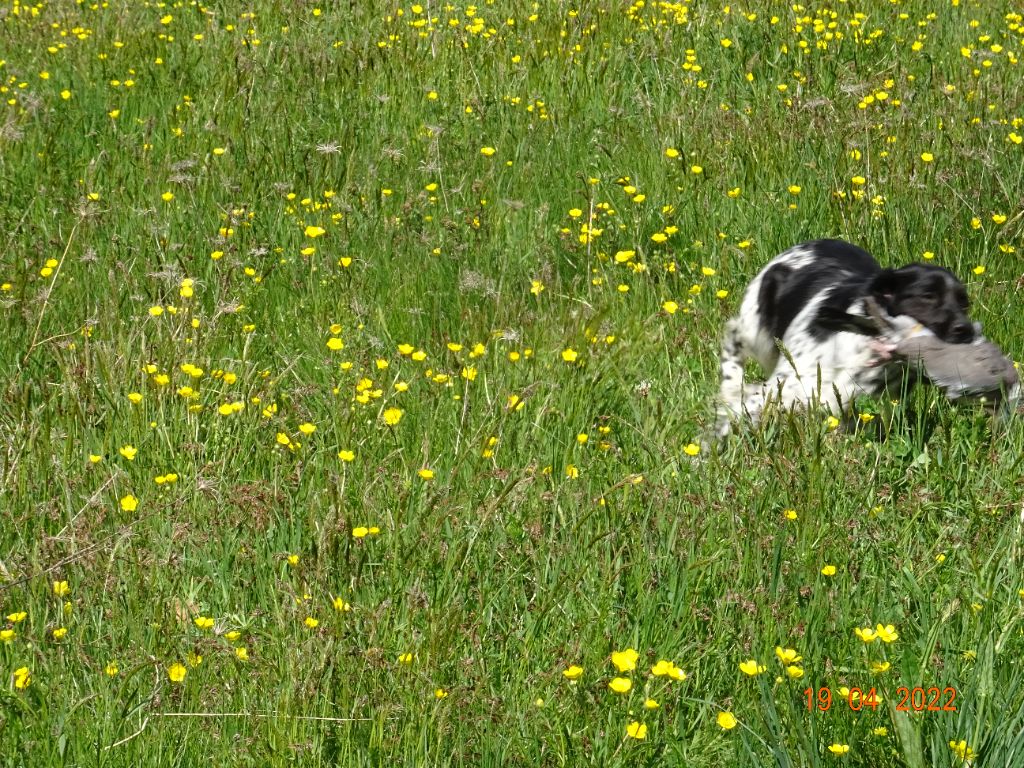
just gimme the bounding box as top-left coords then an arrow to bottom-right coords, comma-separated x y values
167,663 -> 187,683
717,711 -> 738,730
611,648 -> 639,672
608,677 -> 632,693
562,665 -> 583,681
625,721 -> 647,739
739,659 -> 766,676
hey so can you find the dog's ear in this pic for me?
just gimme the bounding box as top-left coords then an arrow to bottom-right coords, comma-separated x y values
869,268 -> 913,309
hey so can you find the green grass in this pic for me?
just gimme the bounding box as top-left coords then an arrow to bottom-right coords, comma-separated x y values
2,1 -> 1024,765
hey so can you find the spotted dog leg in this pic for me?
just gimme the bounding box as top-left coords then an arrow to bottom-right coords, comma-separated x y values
715,318 -> 753,437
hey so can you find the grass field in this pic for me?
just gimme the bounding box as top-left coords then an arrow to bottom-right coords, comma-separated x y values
2,1 -> 1024,765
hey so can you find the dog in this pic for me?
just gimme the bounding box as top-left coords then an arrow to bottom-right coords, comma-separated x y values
715,239 -> 975,437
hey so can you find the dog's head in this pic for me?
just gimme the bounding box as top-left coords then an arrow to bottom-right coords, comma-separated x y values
870,264 -> 975,343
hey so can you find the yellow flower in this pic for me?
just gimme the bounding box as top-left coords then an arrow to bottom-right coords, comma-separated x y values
434,688 -> 449,699
784,509 -> 798,521
644,698 -> 660,709
875,623 -> 899,643
973,265 -> 986,275
480,146 -> 496,157
788,185 -> 802,195
775,646 -> 802,664
608,677 -> 632,693
398,653 -> 414,665
827,743 -> 850,755
120,495 -> 139,512
611,648 -> 639,673
119,445 -> 137,461
562,665 -> 583,681
304,225 -> 326,238
352,526 -> 369,538
717,711 -> 738,730
382,407 -> 403,426
7,612 -> 27,623
298,422 -> 316,435
663,300 -> 679,314
949,740 -> 976,761
854,626 -> 877,643
105,661 -> 119,676
418,468 -> 434,480
53,580 -> 70,597
52,627 -> 68,639
625,721 -> 648,739
683,443 -> 700,456
561,348 -> 578,363
785,665 -> 804,679
13,667 -> 31,689
304,617 -> 319,629
821,565 -> 837,576
332,596 -> 351,612
127,392 -> 143,404
194,616 -> 215,630
235,646 -> 248,661
167,663 -> 187,683
161,191 -> 175,202
338,449 -> 355,462
665,147 -> 679,158
650,659 -> 673,676
0,629 -> 14,642
739,659 -> 766,676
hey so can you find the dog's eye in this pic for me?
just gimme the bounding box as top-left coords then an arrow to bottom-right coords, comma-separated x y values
919,291 -> 937,302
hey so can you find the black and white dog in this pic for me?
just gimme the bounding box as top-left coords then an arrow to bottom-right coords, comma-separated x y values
715,239 -> 975,436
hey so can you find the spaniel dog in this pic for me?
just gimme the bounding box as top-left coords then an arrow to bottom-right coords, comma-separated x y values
715,239 -> 976,436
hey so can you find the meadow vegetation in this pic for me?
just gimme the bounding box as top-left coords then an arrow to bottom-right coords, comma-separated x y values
1,0 -> 1024,765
